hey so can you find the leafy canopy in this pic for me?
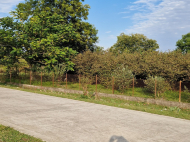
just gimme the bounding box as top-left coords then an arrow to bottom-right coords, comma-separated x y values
0,0 -> 98,70
110,33 -> 159,54
176,32 -> 190,54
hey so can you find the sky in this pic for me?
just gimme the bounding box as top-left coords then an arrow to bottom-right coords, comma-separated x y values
0,0 -> 190,52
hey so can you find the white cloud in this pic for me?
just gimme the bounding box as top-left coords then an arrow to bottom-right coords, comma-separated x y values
106,31 -> 111,33
118,11 -> 130,14
122,16 -> 131,19
125,0 -> 190,52
0,0 -> 23,13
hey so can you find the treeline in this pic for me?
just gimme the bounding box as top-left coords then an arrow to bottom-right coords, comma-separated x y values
72,50 -> 190,87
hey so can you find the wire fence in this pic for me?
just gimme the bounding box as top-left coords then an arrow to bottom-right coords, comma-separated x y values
0,69 -> 190,103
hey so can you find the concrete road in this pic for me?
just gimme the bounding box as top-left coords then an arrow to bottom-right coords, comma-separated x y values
0,87 -> 190,142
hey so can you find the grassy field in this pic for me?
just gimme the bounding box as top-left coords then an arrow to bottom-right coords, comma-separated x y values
0,83 -> 190,120
0,124 -> 43,142
2,74 -> 190,104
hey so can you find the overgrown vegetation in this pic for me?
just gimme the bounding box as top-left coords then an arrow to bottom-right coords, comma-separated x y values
73,50 -> 190,88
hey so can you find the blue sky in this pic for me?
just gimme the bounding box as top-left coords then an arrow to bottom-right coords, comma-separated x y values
1,0 -> 190,52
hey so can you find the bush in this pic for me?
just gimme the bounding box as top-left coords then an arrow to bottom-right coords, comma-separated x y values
112,64 -> 135,93
144,76 -> 171,97
80,76 -> 92,96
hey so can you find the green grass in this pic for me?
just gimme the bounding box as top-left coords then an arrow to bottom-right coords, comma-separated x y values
0,124 -> 43,142
0,83 -> 190,120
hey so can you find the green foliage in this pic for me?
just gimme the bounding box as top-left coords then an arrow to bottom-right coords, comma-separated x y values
73,50 -> 190,88
112,65 -> 135,93
0,17 -> 22,66
110,33 -> 159,54
184,85 -> 189,93
53,63 -> 67,81
72,50 -> 103,76
11,0 -> 98,52
80,76 -> 92,95
144,76 -> 171,97
176,33 -> 190,54
169,107 -> 181,112
0,0 -> 98,70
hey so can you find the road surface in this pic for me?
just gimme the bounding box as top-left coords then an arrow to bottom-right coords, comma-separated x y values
0,87 -> 190,142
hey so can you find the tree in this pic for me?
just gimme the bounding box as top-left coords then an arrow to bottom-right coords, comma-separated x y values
176,33 -> 190,54
109,33 -> 159,54
0,17 -> 22,68
11,0 -> 98,52
0,0 -> 98,70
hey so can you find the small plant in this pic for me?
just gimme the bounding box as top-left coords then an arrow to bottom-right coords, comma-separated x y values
112,64 -> 135,93
80,76 -> 92,96
144,76 -> 171,97
184,85 -> 189,93
169,106 -> 181,112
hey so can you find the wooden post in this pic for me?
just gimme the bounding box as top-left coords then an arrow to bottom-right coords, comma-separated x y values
30,71 -> 31,85
133,77 -> 134,96
10,68 -> 11,83
112,76 -> 114,94
155,78 -> 157,98
66,73 -> 67,89
41,71 -> 42,87
79,74 -> 81,90
96,75 -> 97,94
179,80 -> 181,102
53,72 -> 54,87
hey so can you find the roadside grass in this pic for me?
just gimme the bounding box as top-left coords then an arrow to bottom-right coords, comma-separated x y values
0,124 -> 43,142
2,76 -> 190,103
0,83 -> 190,120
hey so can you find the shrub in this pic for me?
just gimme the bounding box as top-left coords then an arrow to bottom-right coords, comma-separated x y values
144,76 -> 171,97
80,76 -> 92,96
112,64 -> 135,93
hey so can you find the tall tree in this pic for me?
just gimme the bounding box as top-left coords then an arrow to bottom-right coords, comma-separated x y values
176,32 -> 190,54
0,17 -> 22,67
0,0 -> 98,70
109,33 -> 159,54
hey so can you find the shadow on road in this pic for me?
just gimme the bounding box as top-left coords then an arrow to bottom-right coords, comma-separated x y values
109,135 -> 129,142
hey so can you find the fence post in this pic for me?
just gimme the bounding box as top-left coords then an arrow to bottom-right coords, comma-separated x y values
79,74 -> 81,90
41,71 -> 42,87
112,76 -> 114,94
155,78 -> 157,98
66,73 -> 67,89
30,71 -> 31,85
133,77 -> 134,96
96,75 -> 97,94
179,80 -> 181,102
